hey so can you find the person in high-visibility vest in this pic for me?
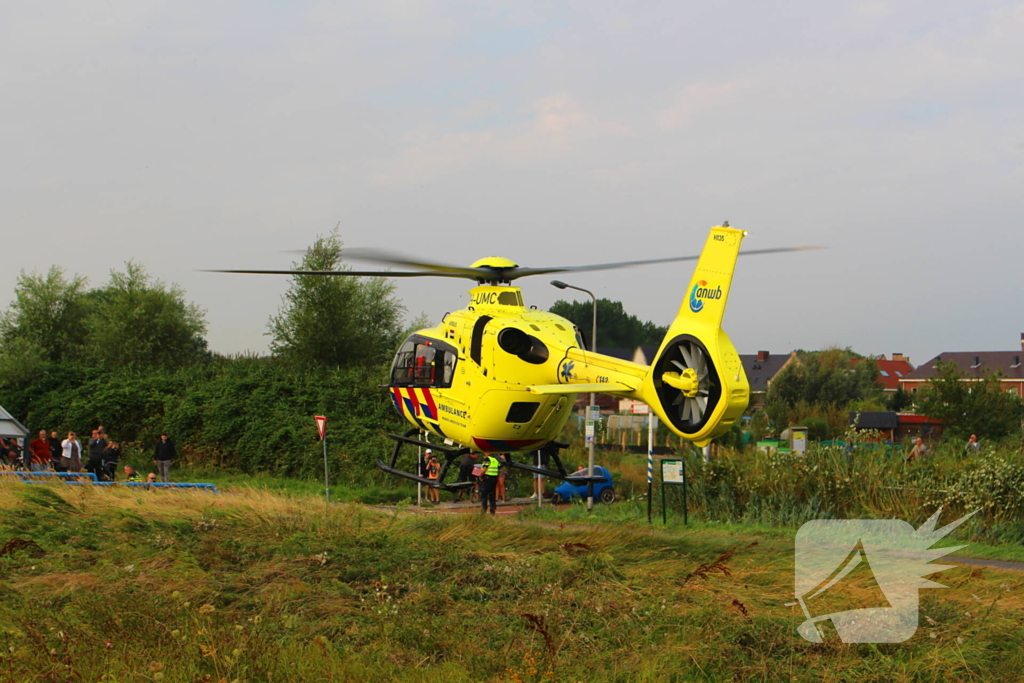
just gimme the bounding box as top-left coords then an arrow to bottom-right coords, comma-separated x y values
479,453 -> 502,514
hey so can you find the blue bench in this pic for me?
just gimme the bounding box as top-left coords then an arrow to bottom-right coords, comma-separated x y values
2,470 -> 216,492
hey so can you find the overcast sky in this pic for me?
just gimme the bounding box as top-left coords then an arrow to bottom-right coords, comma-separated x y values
3,1 -> 1022,365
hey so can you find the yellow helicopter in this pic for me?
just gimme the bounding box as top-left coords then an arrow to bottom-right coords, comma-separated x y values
217,224 -> 811,490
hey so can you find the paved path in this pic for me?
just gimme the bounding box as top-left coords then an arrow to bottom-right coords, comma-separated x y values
408,496 -> 545,516
948,556 -> 1024,572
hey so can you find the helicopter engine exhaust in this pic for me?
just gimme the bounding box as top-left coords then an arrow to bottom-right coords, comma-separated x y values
498,327 -> 550,365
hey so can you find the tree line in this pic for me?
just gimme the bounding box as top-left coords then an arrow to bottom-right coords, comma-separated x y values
761,348 -> 1021,442
2,234 -> 1018,481
0,232 -> 407,480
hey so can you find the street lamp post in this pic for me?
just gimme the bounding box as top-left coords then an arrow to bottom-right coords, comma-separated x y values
551,280 -> 598,512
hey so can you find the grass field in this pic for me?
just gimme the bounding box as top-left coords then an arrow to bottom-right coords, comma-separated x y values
1,480 -> 1023,682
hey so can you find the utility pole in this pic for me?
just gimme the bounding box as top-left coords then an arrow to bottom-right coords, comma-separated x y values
550,280 -> 598,512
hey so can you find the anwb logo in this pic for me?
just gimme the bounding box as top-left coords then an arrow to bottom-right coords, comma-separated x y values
791,508 -> 976,643
688,281 -> 722,313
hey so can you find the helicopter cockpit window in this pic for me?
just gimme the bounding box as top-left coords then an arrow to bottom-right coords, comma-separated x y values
389,336 -> 458,389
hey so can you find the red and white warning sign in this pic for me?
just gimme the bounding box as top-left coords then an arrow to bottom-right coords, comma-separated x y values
314,415 -> 327,441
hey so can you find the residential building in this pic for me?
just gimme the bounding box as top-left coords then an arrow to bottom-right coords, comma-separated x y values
852,354 -> 914,394
899,335 -> 1024,398
738,350 -> 798,408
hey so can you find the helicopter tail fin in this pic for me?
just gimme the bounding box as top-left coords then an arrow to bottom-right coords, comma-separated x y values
636,225 -> 750,446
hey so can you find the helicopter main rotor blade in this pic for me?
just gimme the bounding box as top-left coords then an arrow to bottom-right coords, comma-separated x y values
203,269 -> 470,278
504,246 -> 822,280
287,247 -> 488,279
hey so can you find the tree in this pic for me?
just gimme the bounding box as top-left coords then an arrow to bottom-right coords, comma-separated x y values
268,231 -> 405,367
914,360 -> 1022,441
769,349 -> 882,408
887,387 -> 912,412
765,348 -> 884,435
0,266 -> 89,363
403,312 -> 433,338
549,298 -> 668,350
82,262 -> 208,369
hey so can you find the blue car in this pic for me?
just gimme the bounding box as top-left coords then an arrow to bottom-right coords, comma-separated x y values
552,466 -> 615,504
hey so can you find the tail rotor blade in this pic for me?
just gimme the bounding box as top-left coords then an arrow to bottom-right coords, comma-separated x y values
679,343 -> 694,369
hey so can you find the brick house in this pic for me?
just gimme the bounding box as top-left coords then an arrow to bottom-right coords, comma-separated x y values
899,335 -> 1024,398
852,354 -> 915,394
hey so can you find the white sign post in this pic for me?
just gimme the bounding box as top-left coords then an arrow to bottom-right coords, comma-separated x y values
315,415 -> 329,503
647,413 -> 657,523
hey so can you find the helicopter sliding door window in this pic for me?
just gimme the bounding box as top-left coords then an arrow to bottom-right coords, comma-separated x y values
389,335 -> 458,389
470,315 -> 492,365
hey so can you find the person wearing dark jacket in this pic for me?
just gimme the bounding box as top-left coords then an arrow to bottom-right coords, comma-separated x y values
153,434 -> 176,482
48,431 -> 64,472
479,454 -> 502,515
85,430 -> 108,480
101,441 -> 121,481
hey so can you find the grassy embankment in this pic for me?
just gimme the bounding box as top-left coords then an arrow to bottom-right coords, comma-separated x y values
176,436 -> 1024,562
2,480 -> 1023,682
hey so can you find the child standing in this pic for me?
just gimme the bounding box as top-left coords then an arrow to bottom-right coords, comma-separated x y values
426,453 -> 441,503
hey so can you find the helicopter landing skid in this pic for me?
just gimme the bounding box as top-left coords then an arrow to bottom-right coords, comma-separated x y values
377,429 -> 473,491
374,459 -> 473,490
500,442 -> 597,483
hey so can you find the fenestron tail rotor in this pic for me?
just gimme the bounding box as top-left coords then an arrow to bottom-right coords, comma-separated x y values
654,336 -> 721,432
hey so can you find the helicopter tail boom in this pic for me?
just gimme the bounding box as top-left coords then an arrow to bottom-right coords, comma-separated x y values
637,225 -> 750,445
538,225 -> 750,446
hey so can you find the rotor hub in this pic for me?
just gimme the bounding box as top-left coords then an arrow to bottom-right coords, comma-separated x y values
661,367 -> 700,398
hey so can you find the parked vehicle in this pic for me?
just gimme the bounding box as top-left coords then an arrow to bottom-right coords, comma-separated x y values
552,466 -> 615,504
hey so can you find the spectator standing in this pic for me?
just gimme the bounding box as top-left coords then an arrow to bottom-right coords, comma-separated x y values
61,432 -> 82,472
86,429 -> 107,480
426,453 -> 441,503
153,434 -> 176,482
479,453 -> 501,515
48,431 -> 64,472
907,437 -> 928,463
496,457 -> 508,502
28,430 -> 52,472
965,434 -> 980,455
420,448 -> 431,479
102,441 -> 121,481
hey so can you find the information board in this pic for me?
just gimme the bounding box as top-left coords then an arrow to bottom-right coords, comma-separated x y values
661,459 -> 684,484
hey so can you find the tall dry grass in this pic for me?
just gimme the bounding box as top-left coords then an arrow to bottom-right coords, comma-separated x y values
1,482 -> 1023,681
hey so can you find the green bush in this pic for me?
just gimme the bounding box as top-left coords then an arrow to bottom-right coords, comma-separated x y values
0,356 -> 403,482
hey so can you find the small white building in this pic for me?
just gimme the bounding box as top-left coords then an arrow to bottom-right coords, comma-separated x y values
0,405 -> 28,439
